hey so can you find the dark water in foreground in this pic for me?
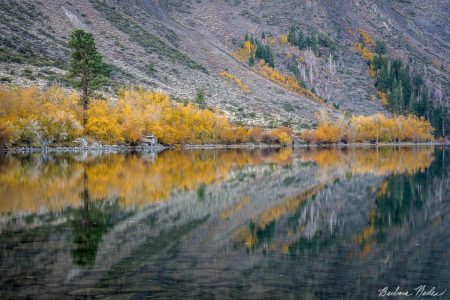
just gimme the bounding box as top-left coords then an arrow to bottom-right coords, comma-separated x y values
0,147 -> 449,299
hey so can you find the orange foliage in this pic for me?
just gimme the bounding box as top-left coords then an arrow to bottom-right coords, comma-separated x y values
85,100 -> 123,143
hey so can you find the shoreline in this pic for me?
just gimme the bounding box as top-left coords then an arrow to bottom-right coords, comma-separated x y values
0,141 -> 448,153
297,141 -> 450,148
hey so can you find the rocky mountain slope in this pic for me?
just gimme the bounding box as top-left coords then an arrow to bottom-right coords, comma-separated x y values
0,0 -> 448,128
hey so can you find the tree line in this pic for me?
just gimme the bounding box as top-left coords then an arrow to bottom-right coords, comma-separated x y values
244,32 -> 275,68
301,114 -> 434,144
354,29 -> 449,137
371,55 -> 448,137
287,24 -> 335,57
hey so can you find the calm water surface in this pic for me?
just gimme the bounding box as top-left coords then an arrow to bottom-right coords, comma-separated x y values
0,147 -> 449,299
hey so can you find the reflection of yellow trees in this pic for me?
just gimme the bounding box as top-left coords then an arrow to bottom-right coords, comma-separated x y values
299,147 -> 434,176
0,149 -> 294,214
236,185 -> 324,250
354,207 -> 377,257
0,156 -> 84,213
221,196 -> 251,219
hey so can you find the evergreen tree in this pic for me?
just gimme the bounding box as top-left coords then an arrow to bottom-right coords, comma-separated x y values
249,53 -> 255,66
265,45 -> 275,68
288,55 -> 300,77
68,29 -> 110,125
375,40 -> 386,55
297,30 -> 305,49
195,88 -> 206,109
288,24 -> 297,45
255,40 -> 264,60
250,33 -> 255,44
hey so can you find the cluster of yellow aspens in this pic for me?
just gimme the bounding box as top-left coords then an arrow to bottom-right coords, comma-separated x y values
219,71 -> 251,94
0,149 -> 294,214
233,40 -> 256,62
258,61 -> 325,104
301,114 -> 434,144
0,86 -> 83,147
0,86 -> 294,146
352,29 -> 376,77
233,40 -> 324,104
85,89 -> 247,145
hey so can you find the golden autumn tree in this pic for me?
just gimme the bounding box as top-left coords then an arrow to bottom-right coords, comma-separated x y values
85,100 -> 123,144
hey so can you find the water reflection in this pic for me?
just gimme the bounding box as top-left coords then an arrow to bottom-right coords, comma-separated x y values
0,149 -> 292,215
0,147 -> 448,299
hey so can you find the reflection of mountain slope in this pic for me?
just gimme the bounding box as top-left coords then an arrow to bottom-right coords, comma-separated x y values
92,150 -> 448,299
0,148 -> 448,299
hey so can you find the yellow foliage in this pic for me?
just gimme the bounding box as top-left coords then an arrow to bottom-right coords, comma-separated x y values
85,100 -> 123,144
253,127 -> 293,145
368,64 -> 377,78
279,35 -> 288,44
300,129 -> 315,144
0,86 -> 82,147
312,124 -> 340,144
233,40 -> 256,62
357,29 -> 376,49
0,86 -> 256,146
219,71 -> 252,93
302,114 -> 434,144
299,146 -> 434,176
0,149 -> 296,214
258,62 -> 325,104
377,91 -> 388,106
351,114 -> 434,143
353,42 -> 375,61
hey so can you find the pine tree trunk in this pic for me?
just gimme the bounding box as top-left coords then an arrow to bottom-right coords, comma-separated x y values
82,74 -> 88,126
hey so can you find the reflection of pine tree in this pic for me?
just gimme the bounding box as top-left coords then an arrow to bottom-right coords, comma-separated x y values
69,171 -> 117,266
373,149 -> 448,242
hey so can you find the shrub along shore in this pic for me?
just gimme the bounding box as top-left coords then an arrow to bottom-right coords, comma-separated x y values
0,86 -> 442,151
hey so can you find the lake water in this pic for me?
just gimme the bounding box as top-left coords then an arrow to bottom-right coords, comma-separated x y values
0,147 -> 449,299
